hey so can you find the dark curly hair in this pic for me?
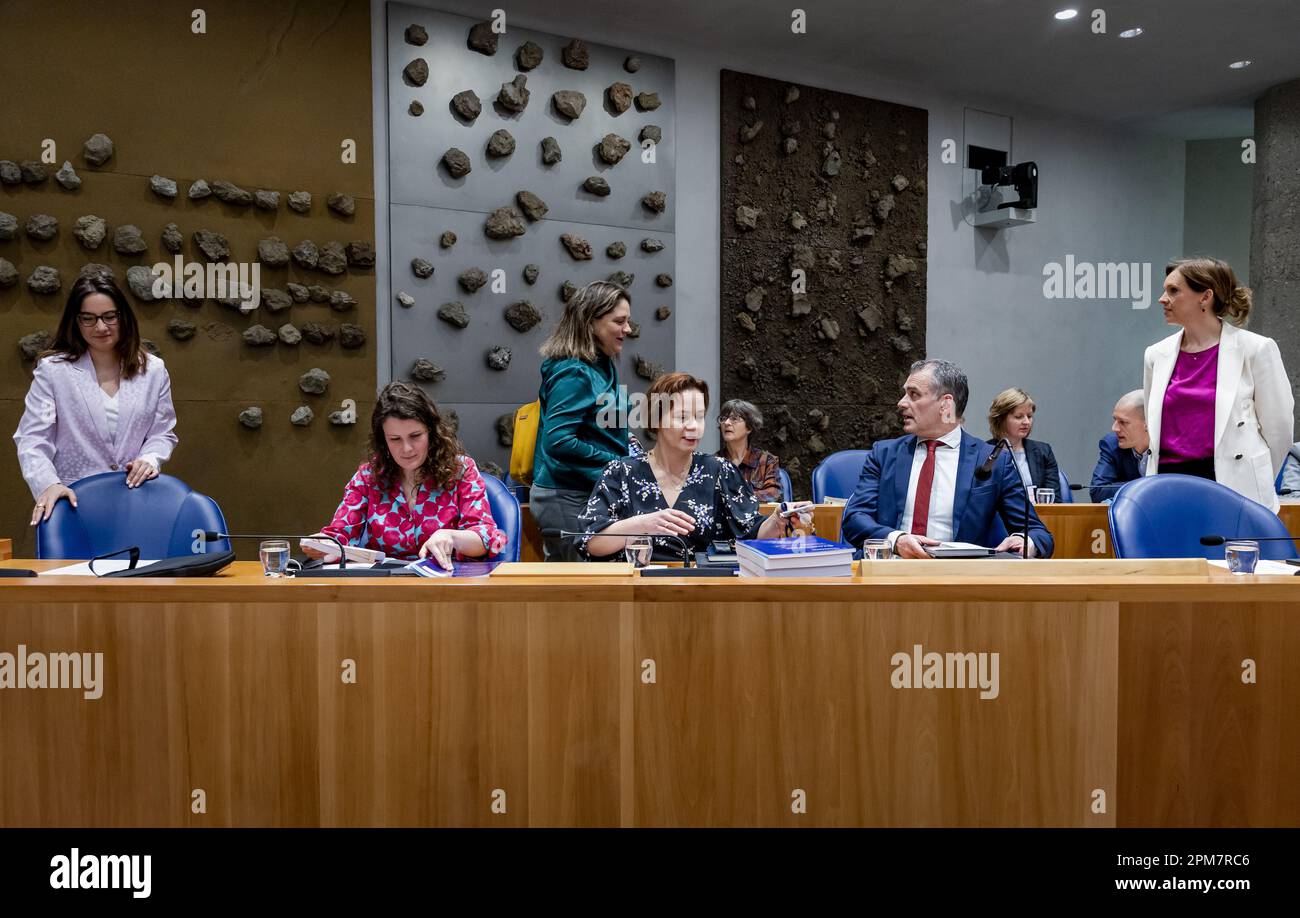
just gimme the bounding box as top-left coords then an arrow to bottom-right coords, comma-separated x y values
368,381 -> 465,491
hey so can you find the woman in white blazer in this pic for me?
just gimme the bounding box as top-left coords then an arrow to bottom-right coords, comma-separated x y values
1144,257 -> 1294,512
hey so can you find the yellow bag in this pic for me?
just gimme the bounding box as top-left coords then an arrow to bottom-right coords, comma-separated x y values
509,400 -> 540,486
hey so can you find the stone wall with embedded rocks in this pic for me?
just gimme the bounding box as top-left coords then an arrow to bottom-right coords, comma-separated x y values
385,4 -> 675,472
719,69 -> 927,495
0,0 -> 375,559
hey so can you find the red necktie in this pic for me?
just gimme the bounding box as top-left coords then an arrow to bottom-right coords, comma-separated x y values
911,440 -> 941,537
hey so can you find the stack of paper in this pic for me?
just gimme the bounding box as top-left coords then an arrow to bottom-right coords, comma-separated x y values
735,536 -> 855,578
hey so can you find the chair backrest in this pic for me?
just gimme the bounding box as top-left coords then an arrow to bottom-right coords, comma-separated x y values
1057,468 -> 1074,503
482,473 -> 522,562
1108,473 -> 1297,560
36,472 -> 230,560
811,450 -> 868,503
777,467 -> 793,503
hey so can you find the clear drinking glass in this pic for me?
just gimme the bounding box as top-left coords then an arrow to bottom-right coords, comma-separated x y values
624,535 -> 653,569
1034,487 -> 1057,504
1225,540 -> 1260,575
260,539 -> 292,578
863,539 -> 892,560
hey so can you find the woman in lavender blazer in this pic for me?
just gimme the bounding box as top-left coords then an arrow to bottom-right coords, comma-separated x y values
13,274 -> 178,526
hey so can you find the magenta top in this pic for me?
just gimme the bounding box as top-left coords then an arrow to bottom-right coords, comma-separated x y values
1160,344 -> 1219,463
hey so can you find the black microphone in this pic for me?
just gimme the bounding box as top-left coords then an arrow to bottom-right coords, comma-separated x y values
203,531 -> 392,577
1200,534 -> 1300,547
556,528 -> 693,567
1069,482 -> 1130,501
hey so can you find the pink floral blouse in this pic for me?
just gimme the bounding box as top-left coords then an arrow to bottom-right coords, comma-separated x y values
322,456 -> 506,561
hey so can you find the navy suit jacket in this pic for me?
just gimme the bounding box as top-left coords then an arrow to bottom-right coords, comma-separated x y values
1088,431 -> 1142,502
841,430 -> 1054,556
986,437 -> 1061,496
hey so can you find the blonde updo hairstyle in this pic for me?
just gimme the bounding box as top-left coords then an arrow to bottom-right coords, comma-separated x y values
1166,257 -> 1251,326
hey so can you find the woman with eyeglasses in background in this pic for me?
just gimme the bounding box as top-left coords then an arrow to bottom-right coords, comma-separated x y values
13,274 -> 178,526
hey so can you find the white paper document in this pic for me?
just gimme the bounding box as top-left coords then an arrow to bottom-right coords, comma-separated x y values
39,560 -> 160,576
1209,559 -> 1300,576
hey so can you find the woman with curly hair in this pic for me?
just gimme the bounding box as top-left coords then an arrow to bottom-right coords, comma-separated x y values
303,381 -> 507,569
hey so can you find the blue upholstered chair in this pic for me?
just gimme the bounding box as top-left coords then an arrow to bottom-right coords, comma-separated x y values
1108,474 -> 1297,560
482,473 -> 522,562
811,450 -> 868,503
36,472 -> 230,560
777,467 -> 793,503
1057,468 -> 1074,503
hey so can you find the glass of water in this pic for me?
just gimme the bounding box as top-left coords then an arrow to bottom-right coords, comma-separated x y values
1224,540 -> 1260,575
624,535 -> 653,569
863,539 -> 892,560
1034,487 -> 1057,504
259,539 -> 292,578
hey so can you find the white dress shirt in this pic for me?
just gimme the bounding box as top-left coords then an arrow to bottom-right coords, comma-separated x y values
891,425 -> 964,545
101,388 -> 119,440
1011,449 -> 1034,490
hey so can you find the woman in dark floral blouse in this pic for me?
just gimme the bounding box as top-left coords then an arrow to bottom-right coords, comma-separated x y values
579,372 -> 811,562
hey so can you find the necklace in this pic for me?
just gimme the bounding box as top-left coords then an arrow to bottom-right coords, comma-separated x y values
650,449 -> 690,488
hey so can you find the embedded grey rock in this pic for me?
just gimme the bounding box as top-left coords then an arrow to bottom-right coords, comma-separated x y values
656,305 -> 672,320
83,133 -> 114,166
411,358 -> 445,382
56,161 -> 82,190
562,38 -> 589,69
306,285 -> 331,302
561,280 -> 577,302
301,321 -> 335,344
634,355 -> 664,381
0,161 -> 20,184
262,288 -> 293,312
606,240 -> 626,259
745,287 -> 764,312
780,121 -> 801,137
188,179 -> 212,199
441,147 -> 472,178
560,233 -> 592,260
784,137 -> 798,155
608,270 -> 634,287
655,273 -> 673,287
789,211 -> 808,231
408,100 -> 424,117
823,122 -> 836,139
822,150 -> 841,177
516,190 -> 548,221
291,239 -> 319,269
317,241 -> 347,274
522,264 -> 539,285
890,335 -> 913,353
642,191 -> 667,213
405,24 -> 427,45
346,240 -> 375,267
18,330 -> 53,358
194,230 -> 230,262
213,181 -> 253,206
299,367 -> 330,395
168,318 -> 196,341
114,224 -> 148,254
484,205 -> 526,239
288,190 -> 311,213
486,129 -> 516,157
641,238 -> 664,253
504,300 -> 541,332
815,317 -> 840,341
498,74 -> 530,112
516,40 -> 543,70
242,324 -> 277,346
458,267 -> 488,292
785,85 -> 800,104
0,259 -> 20,288
552,90 -> 587,121
258,236 -> 289,266
742,95 -> 756,111
875,194 -> 895,222
19,161 -> 45,183
328,408 -> 355,426
735,205 -> 761,231
486,346 -> 512,370
142,339 -> 161,358
541,136 -> 562,165
467,21 -> 498,54
327,193 -> 355,217
278,323 -> 302,345
396,290 -> 415,308
150,175 -> 177,198
126,264 -> 163,300
403,58 -> 429,86
162,223 -> 184,254
496,413 -> 514,447
607,82 -> 633,114
597,133 -> 631,165
438,301 -> 469,328
628,320 -> 644,339
329,290 -> 356,311
291,406 -> 314,426
583,175 -> 611,196
238,407 -> 263,428
79,263 -> 116,282
885,253 -> 918,280
25,214 -> 58,241
411,257 -> 434,279
892,174 -> 910,192
439,231 -> 457,248
287,283 -> 310,303
622,55 -> 643,75
254,190 -> 279,210
635,91 -> 661,112
451,89 -> 482,123
0,212 -> 15,240
339,323 -> 365,348
739,121 -> 763,143
640,125 -> 662,145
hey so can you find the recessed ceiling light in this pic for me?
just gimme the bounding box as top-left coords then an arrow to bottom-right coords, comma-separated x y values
1119,27 -> 1144,38
1229,59 -> 1252,69
1054,9 -> 1079,20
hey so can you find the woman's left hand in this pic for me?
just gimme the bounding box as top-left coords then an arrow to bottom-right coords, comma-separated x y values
419,529 -> 459,570
759,501 -> 814,538
124,458 -> 158,488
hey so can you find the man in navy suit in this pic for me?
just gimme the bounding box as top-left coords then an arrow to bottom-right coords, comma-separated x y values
841,359 -> 1053,558
1088,390 -> 1150,502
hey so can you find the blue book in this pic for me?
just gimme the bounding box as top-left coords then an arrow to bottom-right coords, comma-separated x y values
405,559 -> 503,578
735,536 -> 855,571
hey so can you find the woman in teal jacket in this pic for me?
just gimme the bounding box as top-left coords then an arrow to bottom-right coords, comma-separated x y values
531,281 -> 633,561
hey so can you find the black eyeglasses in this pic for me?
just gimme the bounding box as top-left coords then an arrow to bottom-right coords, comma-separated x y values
76,311 -> 120,328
